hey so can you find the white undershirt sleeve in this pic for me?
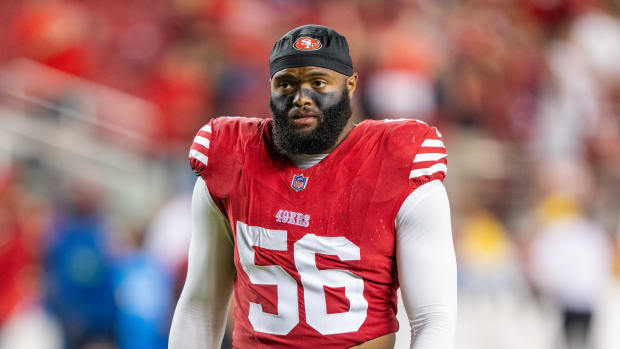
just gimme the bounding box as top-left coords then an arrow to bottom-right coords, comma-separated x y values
395,180 -> 457,349
169,177 -> 235,349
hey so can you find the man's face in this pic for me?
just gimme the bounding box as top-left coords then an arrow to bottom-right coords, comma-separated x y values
270,66 -> 356,155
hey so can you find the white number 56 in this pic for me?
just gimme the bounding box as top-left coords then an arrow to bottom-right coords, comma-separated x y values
236,221 -> 368,335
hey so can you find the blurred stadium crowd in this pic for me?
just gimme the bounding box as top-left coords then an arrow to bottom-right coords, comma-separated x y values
1,0 -> 620,348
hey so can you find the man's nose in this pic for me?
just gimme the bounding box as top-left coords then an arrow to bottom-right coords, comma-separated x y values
293,88 -> 313,108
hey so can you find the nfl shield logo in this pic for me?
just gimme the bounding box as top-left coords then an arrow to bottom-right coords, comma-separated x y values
291,174 -> 308,192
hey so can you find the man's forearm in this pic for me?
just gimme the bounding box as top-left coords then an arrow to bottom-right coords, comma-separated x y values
169,178 -> 235,348
169,294 -> 231,348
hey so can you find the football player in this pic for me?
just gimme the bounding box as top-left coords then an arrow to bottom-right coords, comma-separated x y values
169,25 -> 457,349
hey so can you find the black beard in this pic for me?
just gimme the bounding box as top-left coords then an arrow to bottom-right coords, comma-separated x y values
270,91 -> 352,155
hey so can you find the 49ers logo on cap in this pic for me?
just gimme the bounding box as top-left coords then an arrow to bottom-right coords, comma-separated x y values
294,36 -> 322,51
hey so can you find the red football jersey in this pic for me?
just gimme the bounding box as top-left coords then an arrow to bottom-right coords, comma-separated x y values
189,117 -> 447,348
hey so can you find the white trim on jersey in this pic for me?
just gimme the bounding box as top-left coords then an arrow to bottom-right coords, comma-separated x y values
420,139 -> 444,148
201,125 -> 212,133
190,149 -> 209,167
413,153 -> 447,163
409,163 -> 447,179
383,118 -> 429,125
194,136 -> 211,149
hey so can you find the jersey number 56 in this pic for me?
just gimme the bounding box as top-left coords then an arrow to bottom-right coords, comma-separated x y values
236,221 -> 369,335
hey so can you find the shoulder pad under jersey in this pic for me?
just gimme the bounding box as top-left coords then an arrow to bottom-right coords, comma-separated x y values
380,118 -> 447,186
189,116 -> 265,199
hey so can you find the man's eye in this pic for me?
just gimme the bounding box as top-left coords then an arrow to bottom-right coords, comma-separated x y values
313,80 -> 326,88
279,82 -> 292,89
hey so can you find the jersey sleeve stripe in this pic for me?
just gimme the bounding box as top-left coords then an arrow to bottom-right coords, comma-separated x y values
189,149 -> 208,167
197,130 -> 211,139
413,153 -> 446,163
191,142 -> 209,156
421,139 -> 444,148
418,147 -> 446,154
194,135 -> 210,149
200,125 -> 212,133
409,163 -> 447,179
411,157 -> 447,170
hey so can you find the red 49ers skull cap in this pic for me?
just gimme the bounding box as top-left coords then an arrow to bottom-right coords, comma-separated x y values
269,24 -> 353,77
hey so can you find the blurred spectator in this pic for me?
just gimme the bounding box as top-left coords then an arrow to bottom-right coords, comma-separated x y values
140,41 -> 213,148
112,227 -> 173,349
43,180 -> 117,349
0,166 -> 62,349
437,1 -> 546,139
0,303 -> 62,349
458,210 -> 526,295
144,191 -> 192,277
0,169 -> 37,327
10,0 -> 97,77
363,7 -> 443,120
528,194 -> 613,349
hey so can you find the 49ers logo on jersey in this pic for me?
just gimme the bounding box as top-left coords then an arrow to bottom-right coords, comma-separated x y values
275,209 -> 310,227
294,36 -> 322,51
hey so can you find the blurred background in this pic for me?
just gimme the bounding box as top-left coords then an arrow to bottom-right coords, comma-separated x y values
1,0 -> 619,348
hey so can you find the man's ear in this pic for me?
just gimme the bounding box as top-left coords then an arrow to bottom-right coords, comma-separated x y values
346,73 -> 358,99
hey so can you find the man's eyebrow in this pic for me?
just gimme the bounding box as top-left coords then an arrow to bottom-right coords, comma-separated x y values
273,73 -> 298,81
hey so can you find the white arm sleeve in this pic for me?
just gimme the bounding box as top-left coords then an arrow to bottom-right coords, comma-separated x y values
395,180 -> 457,349
169,177 -> 235,349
